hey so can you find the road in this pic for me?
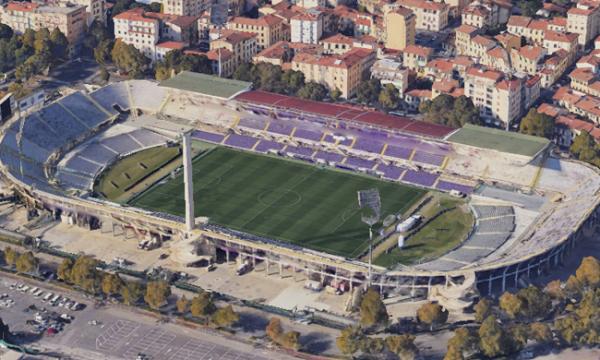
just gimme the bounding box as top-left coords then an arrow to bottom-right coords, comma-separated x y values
0,274 -> 301,360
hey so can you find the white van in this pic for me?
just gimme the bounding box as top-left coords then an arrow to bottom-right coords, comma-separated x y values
43,293 -> 53,302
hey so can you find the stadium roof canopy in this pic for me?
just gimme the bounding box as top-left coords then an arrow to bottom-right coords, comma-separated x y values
447,124 -> 550,157
235,90 -> 455,138
159,71 -> 252,99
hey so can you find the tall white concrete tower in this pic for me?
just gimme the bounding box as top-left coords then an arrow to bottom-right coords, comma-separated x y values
182,131 -> 195,231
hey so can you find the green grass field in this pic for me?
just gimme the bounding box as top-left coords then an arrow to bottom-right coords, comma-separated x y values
130,146 -> 426,258
374,197 -> 473,267
96,146 -> 181,201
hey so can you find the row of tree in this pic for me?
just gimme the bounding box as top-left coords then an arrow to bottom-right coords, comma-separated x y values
266,317 -> 301,350
2,246 -> 39,273
446,256 -> 600,359
176,292 -> 240,328
418,94 -> 481,128
570,130 -> 600,167
155,49 -> 212,80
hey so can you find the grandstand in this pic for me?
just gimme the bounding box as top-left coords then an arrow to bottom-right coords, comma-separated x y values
0,72 -> 598,304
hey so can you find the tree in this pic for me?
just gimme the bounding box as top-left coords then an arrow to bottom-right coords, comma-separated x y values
356,79 -> 381,104
155,62 -> 171,81
99,66 -> 110,82
120,281 -> 144,305
57,258 -> 74,282
232,62 -> 253,82
519,108 -> 554,138
545,279 -> 566,300
570,131 -> 598,162
211,305 -> 239,328
281,69 -> 304,94
101,273 -> 122,297
279,330 -> 301,350
520,0 -> 543,17
420,95 -> 480,127
176,295 -> 189,314
478,315 -> 514,358
516,285 -> 552,319
379,83 -> 400,111
445,327 -> 479,360
84,20 -> 111,55
111,39 -> 148,78
385,334 -> 418,359
70,256 -> 101,293
179,54 -> 212,74
49,28 -> 68,60
3,246 -> 18,267
362,337 -> 385,355
336,326 -> 365,355
330,87 -> 342,101
144,280 -> 171,309
499,292 -> 523,319
474,298 -> 492,323
416,302 -> 448,331
359,288 -> 389,329
190,291 -> 215,317
565,274 -> 583,298
297,81 -> 328,101
0,23 -> 13,40
529,322 -> 553,345
266,317 -> 283,340
509,323 -> 529,351
94,39 -> 113,66
15,251 -> 37,273
576,256 -> 600,289
452,96 -> 481,126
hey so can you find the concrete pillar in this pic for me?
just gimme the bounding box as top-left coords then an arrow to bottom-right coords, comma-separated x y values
265,258 -> 270,275
225,249 -> 230,263
182,131 -> 195,232
279,263 -> 283,277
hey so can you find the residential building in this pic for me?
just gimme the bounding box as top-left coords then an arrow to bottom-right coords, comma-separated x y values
404,89 -> 431,111
554,114 -> 600,147
383,7 -> 415,51
1,1 -> 86,43
227,14 -> 289,50
162,0 -> 209,17
543,30 -> 578,64
290,8 -> 323,44
185,48 -> 236,76
114,8 -> 198,62
454,24 -> 480,56
402,44 -> 433,72
68,0 -> 105,26
291,48 -> 375,98
510,45 -> 546,75
481,46 -> 510,73
539,49 -> 570,87
210,29 -> 258,68
371,58 -> 409,95
396,0 -> 449,31
566,0 -> 600,46
155,41 -> 185,63
461,0 -> 512,29
253,40 -> 319,66
320,33 -> 354,54
432,78 -> 463,99
432,0 -> 470,18
295,0 -> 326,8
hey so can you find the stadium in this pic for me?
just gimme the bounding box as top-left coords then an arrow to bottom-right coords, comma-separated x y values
1,71 -> 600,308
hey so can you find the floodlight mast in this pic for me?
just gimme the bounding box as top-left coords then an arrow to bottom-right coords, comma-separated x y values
182,131 -> 195,232
358,189 -> 381,289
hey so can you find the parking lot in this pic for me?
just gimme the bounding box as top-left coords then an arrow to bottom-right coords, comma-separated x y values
0,276 -> 295,360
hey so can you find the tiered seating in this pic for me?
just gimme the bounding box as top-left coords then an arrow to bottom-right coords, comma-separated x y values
353,137 -> 384,154
472,205 -> 514,218
20,115 -> 64,151
314,151 -> 344,163
465,233 -> 510,248
224,134 -> 258,149
293,128 -> 322,142
238,117 -> 267,131
89,82 -> 130,113
477,217 -> 515,233
128,80 -> 167,113
37,103 -> 88,140
436,180 -> 474,194
345,156 -> 376,169
129,129 -> 169,147
101,133 -> 143,154
192,130 -> 225,143
267,121 -> 294,136
402,170 -> 438,187
384,145 -> 412,160
58,92 -> 111,128
412,151 -> 445,166
63,156 -> 102,177
78,143 -> 118,165
56,172 -> 93,189
376,163 -> 404,180
255,140 -> 284,153
285,145 -> 314,158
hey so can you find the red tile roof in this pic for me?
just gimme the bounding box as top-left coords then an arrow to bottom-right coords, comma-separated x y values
5,1 -> 38,12
403,44 -> 433,57
230,14 -> 284,27
508,15 -> 531,27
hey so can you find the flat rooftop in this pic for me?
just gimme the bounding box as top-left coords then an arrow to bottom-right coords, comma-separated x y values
235,90 -> 455,138
159,71 -> 252,99
447,124 -> 550,157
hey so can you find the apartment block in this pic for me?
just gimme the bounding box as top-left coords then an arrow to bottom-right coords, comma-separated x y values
210,29 -> 258,68
114,8 -> 198,62
67,0 -> 105,26
162,0 -> 209,16
402,44 -> 433,72
290,8 -> 323,44
227,14 -> 289,50
253,40 -> 319,66
291,48 -> 375,98
396,0 -> 449,31
383,7 -> 415,51
371,58 -> 409,95
461,0 -> 512,29
566,0 -> 600,46
1,1 -> 86,43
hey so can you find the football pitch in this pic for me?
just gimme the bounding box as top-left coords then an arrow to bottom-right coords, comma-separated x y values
130,146 -> 426,258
